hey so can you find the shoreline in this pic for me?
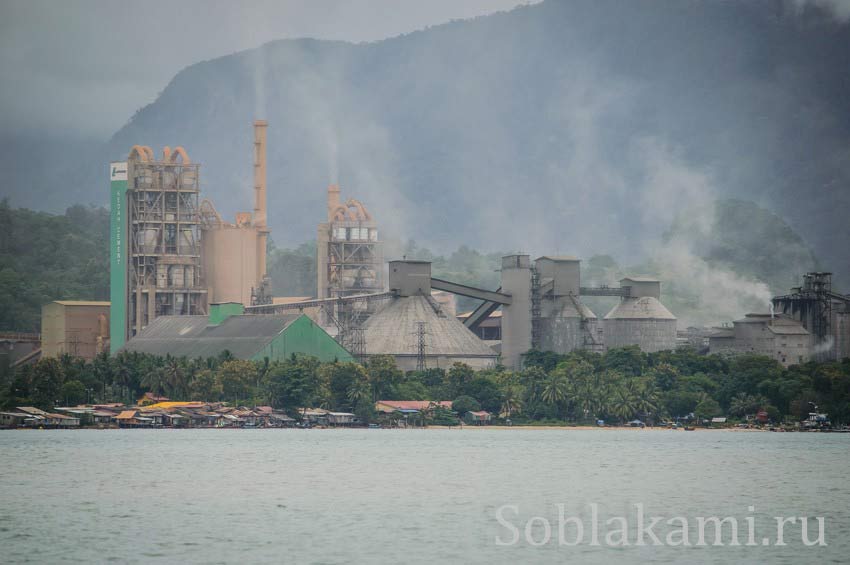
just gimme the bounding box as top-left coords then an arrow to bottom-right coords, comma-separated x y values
1,425 -> 777,432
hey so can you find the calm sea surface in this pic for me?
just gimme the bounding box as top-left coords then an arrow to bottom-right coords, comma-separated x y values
1,429 -> 848,564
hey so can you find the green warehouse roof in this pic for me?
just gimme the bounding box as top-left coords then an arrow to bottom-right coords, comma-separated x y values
121,313 -> 353,362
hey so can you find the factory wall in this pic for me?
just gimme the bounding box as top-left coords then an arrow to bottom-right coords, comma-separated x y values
253,315 -> 354,363
42,301 -> 110,361
363,354 -> 496,372
836,310 -> 850,361
604,317 -> 677,353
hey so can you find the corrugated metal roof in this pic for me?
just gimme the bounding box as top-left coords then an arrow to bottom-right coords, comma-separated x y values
604,297 -> 676,320
768,325 -> 809,335
52,301 -> 111,307
362,296 -> 497,358
121,314 -> 300,358
536,255 -> 579,261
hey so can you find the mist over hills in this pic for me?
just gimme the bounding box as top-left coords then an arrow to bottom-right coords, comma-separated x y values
6,0 -> 850,287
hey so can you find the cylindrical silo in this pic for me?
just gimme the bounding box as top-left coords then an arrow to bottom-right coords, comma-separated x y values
539,297 -> 600,354
603,297 -> 677,352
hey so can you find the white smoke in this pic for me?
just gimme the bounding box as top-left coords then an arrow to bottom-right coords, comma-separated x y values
813,335 -> 835,354
634,139 -> 774,327
790,0 -> 850,21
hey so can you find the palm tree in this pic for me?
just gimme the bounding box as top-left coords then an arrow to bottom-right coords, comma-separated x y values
163,357 -> 186,399
500,384 -> 524,418
634,382 -> 660,423
540,373 -> 569,419
347,380 -> 371,411
610,386 -> 637,423
141,366 -> 167,397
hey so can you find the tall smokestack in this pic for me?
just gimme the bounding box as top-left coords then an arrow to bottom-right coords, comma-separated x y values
327,183 -> 341,221
253,120 -> 268,282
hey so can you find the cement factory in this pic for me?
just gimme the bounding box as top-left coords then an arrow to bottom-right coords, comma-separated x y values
10,120 -> 848,371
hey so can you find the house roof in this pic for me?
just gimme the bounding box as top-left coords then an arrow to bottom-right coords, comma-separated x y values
376,400 -> 452,411
16,406 -> 48,415
121,314 -> 301,358
115,410 -> 137,420
52,300 -> 111,307
768,325 -> 810,335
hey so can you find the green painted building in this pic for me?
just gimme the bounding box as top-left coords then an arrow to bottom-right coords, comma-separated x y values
120,303 -> 354,362
109,161 -> 129,353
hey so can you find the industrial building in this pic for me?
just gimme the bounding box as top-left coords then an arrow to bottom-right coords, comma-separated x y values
121,303 -> 353,363
111,122 -> 271,353
603,278 -> 677,352
492,255 -> 677,368
708,313 -> 811,367
109,145 -> 207,352
316,183 -> 384,329
41,301 -> 110,360
772,272 -> 850,361
104,122 -> 683,369
360,261 -> 498,370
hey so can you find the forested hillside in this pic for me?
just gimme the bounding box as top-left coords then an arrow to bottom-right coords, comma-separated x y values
0,200 -> 109,332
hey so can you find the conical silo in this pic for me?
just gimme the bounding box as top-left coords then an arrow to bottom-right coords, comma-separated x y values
603,277 -> 676,352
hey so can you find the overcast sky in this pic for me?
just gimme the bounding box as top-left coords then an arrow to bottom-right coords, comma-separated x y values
0,0 -> 534,139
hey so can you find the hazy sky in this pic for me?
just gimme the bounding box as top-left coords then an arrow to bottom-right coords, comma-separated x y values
0,0 -> 534,139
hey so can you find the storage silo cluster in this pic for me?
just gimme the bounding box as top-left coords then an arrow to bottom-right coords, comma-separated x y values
498,254 -> 677,368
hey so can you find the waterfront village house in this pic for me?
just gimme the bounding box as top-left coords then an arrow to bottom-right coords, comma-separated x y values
327,412 -> 358,426
466,410 -> 492,425
708,313 -> 812,367
0,412 -> 31,428
41,301 -> 110,361
375,400 -> 453,414
120,303 -> 354,362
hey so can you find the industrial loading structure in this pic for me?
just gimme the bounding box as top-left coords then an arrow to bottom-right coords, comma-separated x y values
109,145 -> 207,352
316,184 -> 384,328
772,272 -> 850,361
200,121 -> 272,307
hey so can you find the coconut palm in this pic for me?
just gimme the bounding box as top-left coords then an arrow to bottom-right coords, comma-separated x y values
634,381 -> 660,422
141,367 -> 167,397
610,386 -> 638,423
540,373 -> 569,419
500,384 -> 524,417
163,357 -> 187,399
347,379 -> 371,410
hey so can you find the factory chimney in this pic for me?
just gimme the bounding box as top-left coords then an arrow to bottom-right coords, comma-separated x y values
253,120 -> 268,282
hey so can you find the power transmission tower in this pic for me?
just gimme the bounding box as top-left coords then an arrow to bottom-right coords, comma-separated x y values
412,321 -> 428,371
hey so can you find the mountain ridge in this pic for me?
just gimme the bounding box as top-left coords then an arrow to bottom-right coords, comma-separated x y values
5,0 -> 849,283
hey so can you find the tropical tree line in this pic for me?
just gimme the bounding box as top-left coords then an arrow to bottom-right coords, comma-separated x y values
2,346 -> 850,424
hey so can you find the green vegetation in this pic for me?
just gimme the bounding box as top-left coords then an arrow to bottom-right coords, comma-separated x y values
0,200 -> 109,332
4,347 -> 850,426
